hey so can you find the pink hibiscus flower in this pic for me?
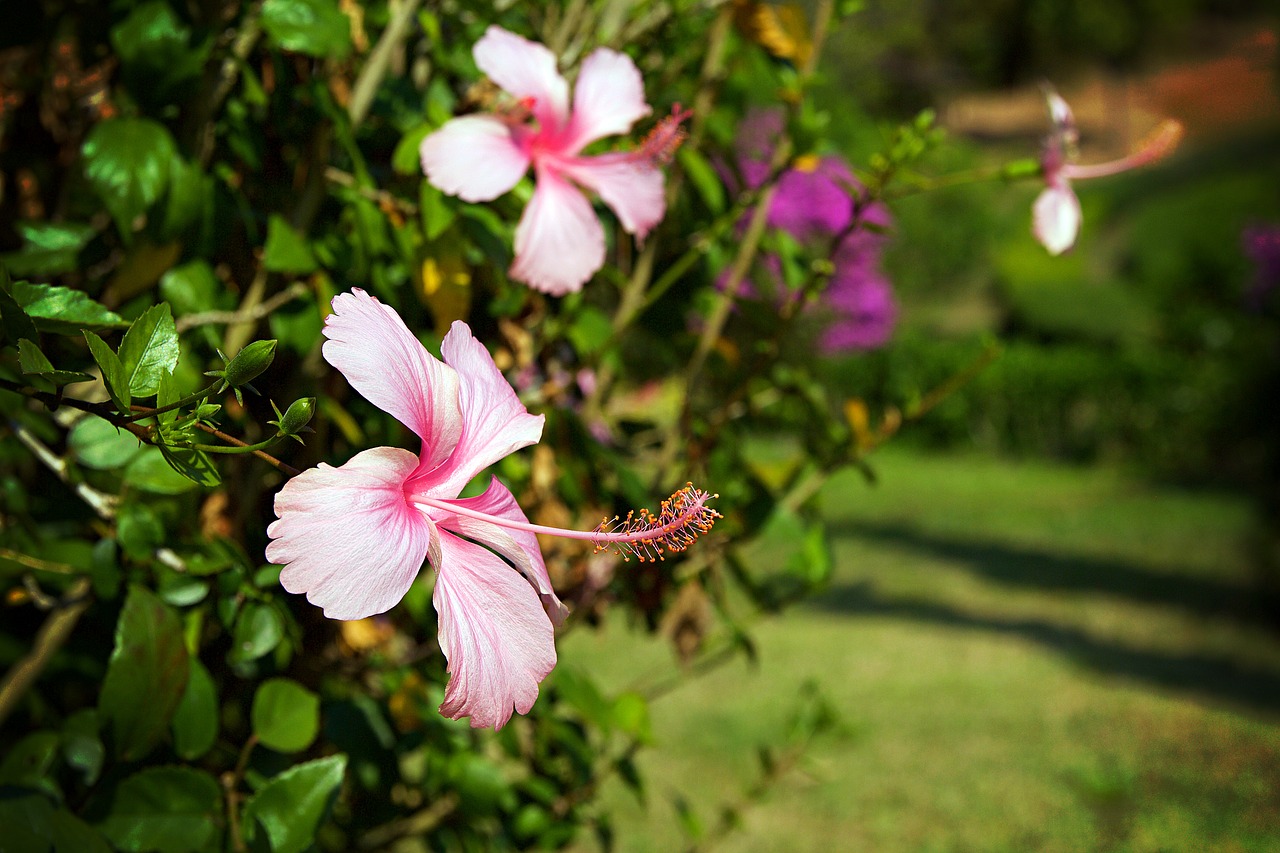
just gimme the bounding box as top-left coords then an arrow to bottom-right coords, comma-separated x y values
420,26 -> 672,295
1034,88 -> 1183,255
267,289 -> 719,728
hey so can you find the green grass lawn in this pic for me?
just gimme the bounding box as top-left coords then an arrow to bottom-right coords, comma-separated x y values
560,448 -> 1280,852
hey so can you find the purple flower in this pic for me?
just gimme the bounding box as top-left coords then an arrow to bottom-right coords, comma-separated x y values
723,109 -> 898,350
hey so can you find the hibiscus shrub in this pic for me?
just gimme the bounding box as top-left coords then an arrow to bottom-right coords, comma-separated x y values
0,1 -> 1177,850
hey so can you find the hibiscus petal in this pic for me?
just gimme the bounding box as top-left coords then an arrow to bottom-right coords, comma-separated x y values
267,447 -> 432,620
510,165 -> 605,295
323,289 -> 462,470
420,115 -> 530,202
473,26 -> 570,132
562,47 -> 650,152
424,324 -> 545,499
433,531 -> 557,729
437,478 -> 568,625
1032,181 -> 1082,256
558,153 -> 665,240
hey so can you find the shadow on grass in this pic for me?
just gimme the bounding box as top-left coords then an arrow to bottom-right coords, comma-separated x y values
809,581 -> 1280,713
824,520 -> 1274,627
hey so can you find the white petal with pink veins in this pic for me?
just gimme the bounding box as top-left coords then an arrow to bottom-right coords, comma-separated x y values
510,165 -> 605,295
420,115 -> 530,202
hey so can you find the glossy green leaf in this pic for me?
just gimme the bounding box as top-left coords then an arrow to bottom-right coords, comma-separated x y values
69,417 -> 142,470
17,339 -> 93,387
261,0 -> 352,59
83,331 -> 131,414
15,281 -> 123,333
118,303 -> 179,397
81,117 -> 178,235
159,155 -> 209,241
262,214 -> 317,274
171,657 -> 218,761
229,601 -> 284,664
0,221 -> 96,277
98,585 -> 190,761
252,677 -> 320,753
125,447 -> 200,494
242,754 -> 347,853
96,766 -> 221,853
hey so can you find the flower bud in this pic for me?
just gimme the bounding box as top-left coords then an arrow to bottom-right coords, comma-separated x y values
221,340 -> 277,389
273,397 -> 316,440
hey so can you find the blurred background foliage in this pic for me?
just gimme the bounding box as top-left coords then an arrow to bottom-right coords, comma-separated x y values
1,0 -> 1278,851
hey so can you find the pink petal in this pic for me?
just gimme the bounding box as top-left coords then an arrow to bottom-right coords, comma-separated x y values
562,47 -> 651,152
473,26 -> 570,132
323,289 -> 462,470
437,478 -> 568,625
267,447 -> 433,620
420,115 -> 530,202
421,322 -> 545,499
558,153 -> 665,240
510,165 -> 604,295
433,531 -> 557,729
1032,182 -> 1082,256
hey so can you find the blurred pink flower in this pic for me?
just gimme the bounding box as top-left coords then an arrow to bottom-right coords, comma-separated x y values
1034,88 -> 1184,255
1244,224 -> 1280,307
266,288 -> 565,729
420,26 -> 669,295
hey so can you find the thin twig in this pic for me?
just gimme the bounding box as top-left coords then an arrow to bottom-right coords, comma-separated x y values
194,422 -> 300,476
347,0 -> 425,127
9,419 -> 118,520
176,282 -> 309,332
0,577 -> 93,729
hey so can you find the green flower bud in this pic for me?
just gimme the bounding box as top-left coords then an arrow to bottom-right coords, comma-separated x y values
221,340 -> 277,389
272,397 -> 316,443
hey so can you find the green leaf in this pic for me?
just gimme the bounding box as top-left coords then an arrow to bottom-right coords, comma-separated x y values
0,790 -> 111,853
69,417 -> 142,470
125,447 -> 200,494
679,147 -> 727,214
566,307 -> 614,357
83,331 -> 131,414
0,731 -> 61,793
419,181 -> 456,241
111,1 -> 209,104
262,214 -> 317,274
229,601 -> 284,664
81,117 -> 178,236
251,677 -> 320,753
393,124 -> 433,175
171,657 -> 218,761
118,303 -> 179,397
14,281 -> 123,333
98,585 -> 190,761
0,221 -> 96,277
156,440 -> 222,488
160,260 -> 229,315
61,710 -> 105,787
0,271 -> 40,344
17,339 -> 93,387
116,503 -> 163,561
159,155 -> 209,241
242,755 -> 346,853
261,0 -> 353,58
611,692 -> 653,744
96,766 -> 221,853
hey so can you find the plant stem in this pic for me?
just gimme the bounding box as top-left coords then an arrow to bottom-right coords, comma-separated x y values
0,577 -> 93,730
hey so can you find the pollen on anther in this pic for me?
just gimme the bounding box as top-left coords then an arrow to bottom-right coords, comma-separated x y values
592,484 -> 721,562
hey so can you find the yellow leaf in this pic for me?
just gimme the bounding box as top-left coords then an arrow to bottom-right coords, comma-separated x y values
416,253 -> 471,337
733,1 -> 812,66
844,398 -> 873,450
